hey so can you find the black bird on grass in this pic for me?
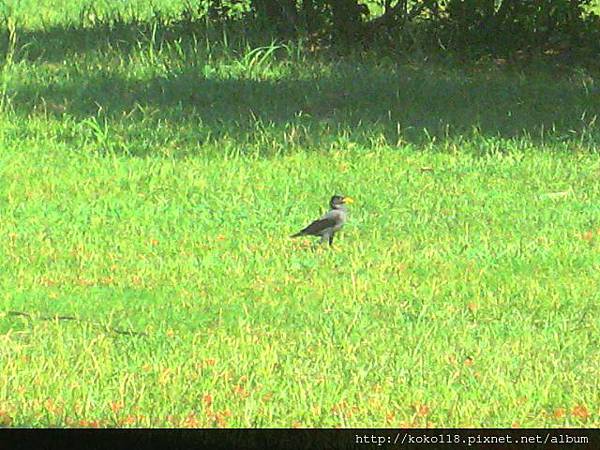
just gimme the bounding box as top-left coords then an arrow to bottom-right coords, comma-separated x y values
291,195 -> 354,246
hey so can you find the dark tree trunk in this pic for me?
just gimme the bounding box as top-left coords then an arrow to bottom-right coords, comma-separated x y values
327,0 -> 364,40
302,0 -> 318,33
251,0 -> 299,33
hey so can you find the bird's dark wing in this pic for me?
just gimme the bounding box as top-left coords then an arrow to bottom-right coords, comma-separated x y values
291,218 -> 336,237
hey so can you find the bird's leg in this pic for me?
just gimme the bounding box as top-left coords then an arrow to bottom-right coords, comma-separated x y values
328,234 -> 334,246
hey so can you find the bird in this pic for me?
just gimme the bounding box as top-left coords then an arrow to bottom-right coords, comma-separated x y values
291,195 -> 354,246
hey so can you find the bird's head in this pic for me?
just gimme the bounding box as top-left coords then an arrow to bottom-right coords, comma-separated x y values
330,195 -> 354,209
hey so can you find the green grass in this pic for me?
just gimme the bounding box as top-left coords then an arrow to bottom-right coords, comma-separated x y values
0,1 -> 599,428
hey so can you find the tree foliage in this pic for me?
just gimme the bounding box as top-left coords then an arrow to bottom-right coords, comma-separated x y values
207,0 -> 600,54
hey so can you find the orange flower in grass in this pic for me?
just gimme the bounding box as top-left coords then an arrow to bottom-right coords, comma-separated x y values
78,419 -> 102,428
41,277 -> 57,287
212,410 -> 230,428
101,276 -> 115,285
581,231 -> 595,242
572,405 -> 590,420
398,420 -> 418,428
77,278 -> 95,287
233,385 -> 250,399
415,404 -> 430,417
165,415 -> 176,426
0,410 -> 12,426
110,401 -> 124,414
182,413 -> 200,428
553,408 -> 566,419
202,393 -> 213,408
119,415 -> 137,426
44,398 -> 63,415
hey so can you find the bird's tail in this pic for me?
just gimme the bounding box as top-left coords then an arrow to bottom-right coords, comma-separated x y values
290,232 -> 304,238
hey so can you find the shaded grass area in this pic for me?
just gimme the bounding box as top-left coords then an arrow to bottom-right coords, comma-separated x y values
1,7 -> 599,157
0,2 -> 599,428
9,59 -> 600,154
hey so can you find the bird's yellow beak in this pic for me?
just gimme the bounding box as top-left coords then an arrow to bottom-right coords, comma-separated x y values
344,197 -> 354,204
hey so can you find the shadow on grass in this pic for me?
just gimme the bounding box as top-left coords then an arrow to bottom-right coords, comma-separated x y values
4,18 -> 600,156
3,14 -> 266,64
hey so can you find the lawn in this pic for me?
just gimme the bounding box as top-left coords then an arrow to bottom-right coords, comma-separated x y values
0,0 -> 599,428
